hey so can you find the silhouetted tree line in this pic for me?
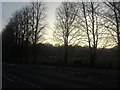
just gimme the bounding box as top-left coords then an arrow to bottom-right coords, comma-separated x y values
2,1 -> 120,68
2,37 -> 118,68
3,1 -> 46,64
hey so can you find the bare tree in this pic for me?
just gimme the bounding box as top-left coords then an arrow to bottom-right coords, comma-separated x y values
77,2 -> 110,66
2,19 -> 15,61
9,10 -> 22,61
21,6 -> 32,63
5,5 -> 33,62
30,2 -> 46,64
103,1 -> 120,66
54,2 -> 79,65
2,2 -> 46,64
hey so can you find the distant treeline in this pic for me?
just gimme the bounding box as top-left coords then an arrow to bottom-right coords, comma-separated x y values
2,38 -> 118,68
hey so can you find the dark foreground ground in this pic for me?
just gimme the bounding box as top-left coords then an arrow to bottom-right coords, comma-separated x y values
2,62 -> 120,89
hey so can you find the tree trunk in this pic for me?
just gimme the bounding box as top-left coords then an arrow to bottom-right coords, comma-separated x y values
25,38 -> 29,63
64,43 -> 68,66
118,46 -> 120,69
33,44 -> 37,64
90,49 -> 93,66
90,48 -> 96,67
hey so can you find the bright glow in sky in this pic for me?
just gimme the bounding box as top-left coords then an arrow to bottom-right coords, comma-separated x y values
1,1 -> 117,48
44,2 -> 61,45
